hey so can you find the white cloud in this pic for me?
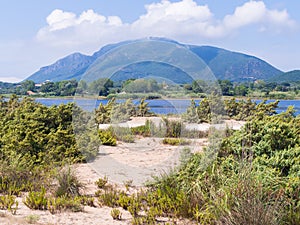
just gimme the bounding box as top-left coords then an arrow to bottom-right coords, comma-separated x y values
36,0 -> 296,49
223,1 -> 296,32
46,9 -> 76,31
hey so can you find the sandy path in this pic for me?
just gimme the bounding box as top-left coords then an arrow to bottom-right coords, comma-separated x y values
89,137 -> 207,186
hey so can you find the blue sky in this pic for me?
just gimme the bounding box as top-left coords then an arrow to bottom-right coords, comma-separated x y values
0,0 -> 299,82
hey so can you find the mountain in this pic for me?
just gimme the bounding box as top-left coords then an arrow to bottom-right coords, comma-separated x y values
27,53 -> 94,83
268,70 -> 300,83
25,38 -> 284,83
188,45 -> 282,81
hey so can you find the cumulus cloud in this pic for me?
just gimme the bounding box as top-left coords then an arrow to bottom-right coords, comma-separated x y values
36,0 -> 296,49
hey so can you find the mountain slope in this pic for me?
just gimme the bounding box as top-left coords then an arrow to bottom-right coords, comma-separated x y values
26,53 -> 95,83
188,45 -> 282,81
268,70 -> 300,83
25,38 -> 284,83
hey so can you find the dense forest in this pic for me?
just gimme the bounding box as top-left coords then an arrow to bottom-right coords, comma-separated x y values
0,94 -> 299,224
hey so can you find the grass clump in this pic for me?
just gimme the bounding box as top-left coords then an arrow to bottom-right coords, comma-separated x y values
25,214 -> 40,224
162,138 -> 191,146
95,176 -> 108,189
23,188 -> 48,210
111,208 -> 122,220
55,167 -> 82,197
47,196 -> 83,214
0,194 -> 18,214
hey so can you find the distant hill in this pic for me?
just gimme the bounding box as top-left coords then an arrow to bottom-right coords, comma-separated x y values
268,70 -> 300,83
27,53 -> 94,83
25,38 -> 284,83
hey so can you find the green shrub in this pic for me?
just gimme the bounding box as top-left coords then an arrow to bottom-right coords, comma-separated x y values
98,188 -> 121,207
131,125 -> 150,137
47,196 -> 83,214
0,194 -> 18,214
98,129 -> 117,146
55,167 -> 82,197
25,214 -> 40,224
95,176 -> 108,189
162,118 -> 182,138
110,127 -> 135,143
110,208 -> 122,220
23,188 -> 48,210
162,138 -> 191,146
78,196 -> 96,207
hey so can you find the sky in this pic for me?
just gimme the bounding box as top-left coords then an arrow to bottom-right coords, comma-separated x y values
0,0 -> 299,82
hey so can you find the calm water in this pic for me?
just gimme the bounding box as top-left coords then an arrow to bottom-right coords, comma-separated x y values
35,98 -> 300,116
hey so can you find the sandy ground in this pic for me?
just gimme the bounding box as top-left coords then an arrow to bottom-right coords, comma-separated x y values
0,137 -> 204,225
0,118 -> 245,225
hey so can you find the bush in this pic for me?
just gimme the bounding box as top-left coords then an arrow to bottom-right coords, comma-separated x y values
110,127 -> 135,143
163,118 -> 182,138
23,188 -> 48,210
95,176 -> 108,189
0,194 -> 18,214
111,208 -> 122,220
162,138 -> 190,146
55,167 -> 82,197
47,196 -> 83,214
98,129 -> 117,146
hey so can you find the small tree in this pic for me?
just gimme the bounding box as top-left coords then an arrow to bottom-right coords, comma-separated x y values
183,99 -> 199,123
136,98 -> 151,117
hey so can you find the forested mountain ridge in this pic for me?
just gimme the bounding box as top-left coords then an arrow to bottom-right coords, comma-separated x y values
26,38 -> 284,83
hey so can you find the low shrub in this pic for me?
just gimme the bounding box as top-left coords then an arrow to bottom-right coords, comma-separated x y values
98,129 -> 117,146
162,138 -> 191,146
78,196 -> 96,207
130,120 -> 152,137
47,196 -> 83,214
108,126 -> 135,143
23,188 -> 47,210
95,176 -> 108,189
55,167 -> 82,197
163,118 -> 182,138
25,214 -> 40,224
0,194 -> 18,214
98,188 -> 121,207
111,208 -> 122,220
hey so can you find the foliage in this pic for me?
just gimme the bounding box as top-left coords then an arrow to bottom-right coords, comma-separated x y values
98,129 -> 117,146
130,121 -> 152,137
162,118 -> 182,138
47,196 -> 83,214
162,138 -> 190,146
95,98 -> 115,124
0,194 -> 18,214
0,96 -> 90,165
122,79 -> 160,93
221,107 -> 300,177
136,98 -> 152,117
55,167 -> 82,197
89,78 -> 113,96
23,188 -> 48,210
95,176 -> 108,189
111,208 -> 122,220
137,108 -> 300,224
182,99 -> 199,123
111,99 -> 136,123
110,126 -> 135,143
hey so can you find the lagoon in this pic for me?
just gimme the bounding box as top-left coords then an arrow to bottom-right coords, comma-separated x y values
35,98 -> 300,116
